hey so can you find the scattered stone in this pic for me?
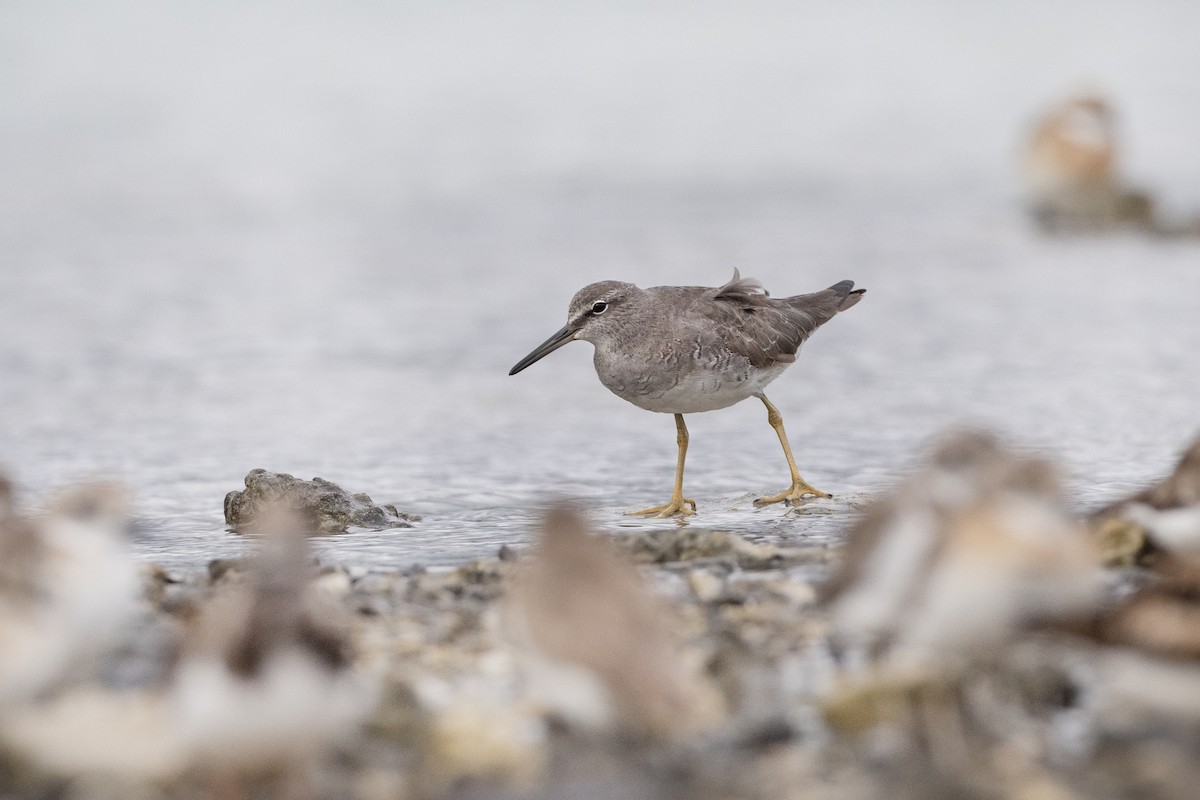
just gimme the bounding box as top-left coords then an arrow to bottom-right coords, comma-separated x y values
613,528 -> 776,567
139,564 -> 178,585
207,557 -> 250,584
1093,517 -> 1151,568
821,669 -> 938,734
762,578 -> 817,606
314,567 -> 353,599
138,564 -> 185,609
15,468 -> 1200,800
365,679 -> 428,746
1089,438 -> 1200,566
223,469 -> 420,534
415,703 -> 547,793
454,559 -> 509,588
687,569 -> 725,602
612,527 -> 823,570
353,572 -> 397,596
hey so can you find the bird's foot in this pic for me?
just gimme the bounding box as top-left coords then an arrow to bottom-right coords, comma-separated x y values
628,496 -> 696,518
754,481 -> 831,507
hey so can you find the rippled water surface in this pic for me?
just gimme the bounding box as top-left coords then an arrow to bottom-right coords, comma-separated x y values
3,1 -> 1199,570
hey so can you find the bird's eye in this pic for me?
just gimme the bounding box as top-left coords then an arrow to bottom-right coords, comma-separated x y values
590,301 -> 608,315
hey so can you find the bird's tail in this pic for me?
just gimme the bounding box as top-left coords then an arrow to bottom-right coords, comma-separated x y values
786,280 -> 865,317
829,280 -> 866,311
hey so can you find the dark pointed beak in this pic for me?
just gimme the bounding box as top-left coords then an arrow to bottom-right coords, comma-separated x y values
509,324 -> 576,375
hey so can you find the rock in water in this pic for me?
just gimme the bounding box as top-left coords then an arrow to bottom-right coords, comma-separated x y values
223,470 -> 419,534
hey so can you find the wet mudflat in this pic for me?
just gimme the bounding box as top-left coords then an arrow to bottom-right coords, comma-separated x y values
6,477 -> 1200,800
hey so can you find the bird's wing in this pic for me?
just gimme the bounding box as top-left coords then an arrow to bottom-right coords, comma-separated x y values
694,274 -> 864,368
713,268 -> 768,299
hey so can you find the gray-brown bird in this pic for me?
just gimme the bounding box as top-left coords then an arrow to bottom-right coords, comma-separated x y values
0,479 -> 137,709
506,504 -> 705,736
823,430 -> 1102,669
510,270 -> 865,516
172,508 -> 374,794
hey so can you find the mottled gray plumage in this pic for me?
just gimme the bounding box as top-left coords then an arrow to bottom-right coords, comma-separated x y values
510,270 -> 865,515
511,270 -> 864,415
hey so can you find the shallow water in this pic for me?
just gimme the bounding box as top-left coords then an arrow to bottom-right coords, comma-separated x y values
2,2 -> 1199,570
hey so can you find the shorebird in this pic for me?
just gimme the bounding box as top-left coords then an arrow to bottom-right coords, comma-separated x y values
509,270 -> 865,517
1024,94 -> 1117,204
823,431 -> 1101,668
818,432 -> 1103,746
1020,93 -> 1162,233
1,507 -> 374,790
172,509 -> 373,794
0,479 -> 137,709
507,504 -> 701,735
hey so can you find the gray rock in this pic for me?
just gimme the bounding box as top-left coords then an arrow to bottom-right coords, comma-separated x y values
1030,186 -> 1200,238
223,469 -> 420,534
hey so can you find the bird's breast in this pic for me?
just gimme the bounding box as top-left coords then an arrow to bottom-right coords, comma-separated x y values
592,344 -> 789,414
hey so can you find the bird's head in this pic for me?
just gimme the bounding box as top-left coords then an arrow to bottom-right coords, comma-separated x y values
509,280 -> 639,375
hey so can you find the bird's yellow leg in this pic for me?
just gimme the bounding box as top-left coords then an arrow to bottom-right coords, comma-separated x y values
629,413 -> 697,518
753,395 -> 831,506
